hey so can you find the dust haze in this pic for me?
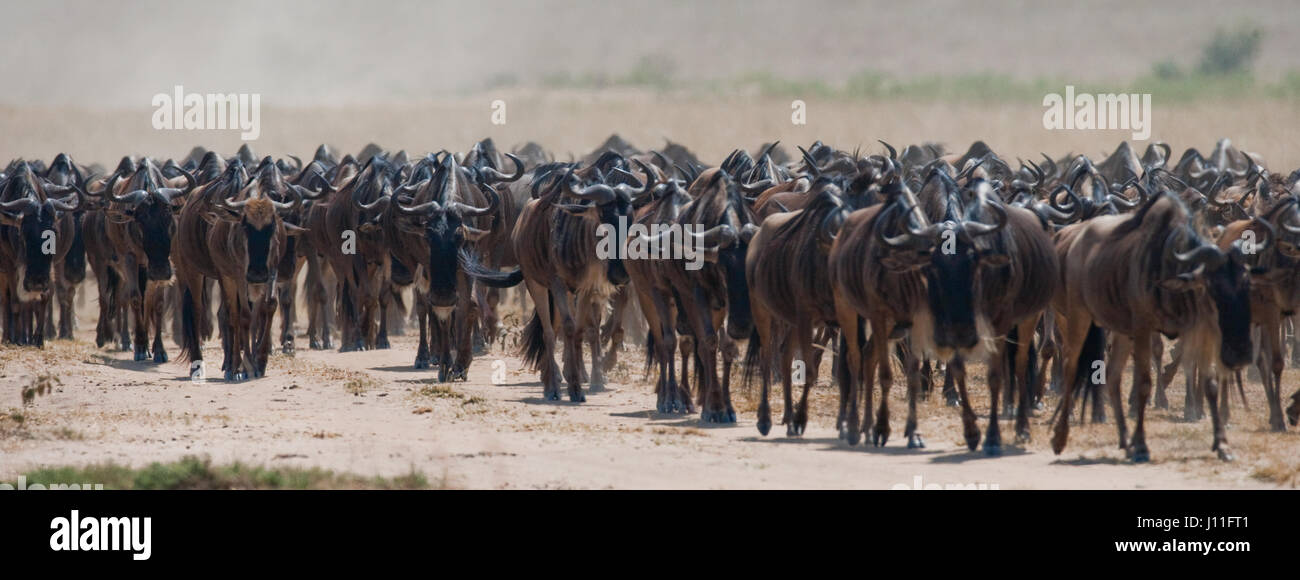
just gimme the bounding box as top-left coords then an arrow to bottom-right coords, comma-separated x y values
4,0 -> 1299,108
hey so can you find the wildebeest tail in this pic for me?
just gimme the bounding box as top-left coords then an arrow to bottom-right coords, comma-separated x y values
460,249 -> 523,288
1075,323 -> 1105,409
741,327 -> 762,389
178,285 -> 203,365
520,292 -> 553,371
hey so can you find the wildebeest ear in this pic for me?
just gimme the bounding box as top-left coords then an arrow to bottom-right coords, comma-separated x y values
556,203 -> 593,216
461,225 -> 490,241
1277,241 -> 1300,260
978,251 -> 1011,268
1159,274 -> 1199,292
880,251 -> 929,272
283,223 -> 309,236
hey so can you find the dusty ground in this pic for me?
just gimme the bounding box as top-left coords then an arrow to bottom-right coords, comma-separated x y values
1,286 -> 1296,489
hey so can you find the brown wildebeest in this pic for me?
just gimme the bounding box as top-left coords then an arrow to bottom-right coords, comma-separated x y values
379,152 -> 524,380
0,161 -> 84,347
1051,191 -> 1260,462
175,159 -> 313,380
513,155 -> 651,402
102,159 -> 195,362
829,168 -> 1009,448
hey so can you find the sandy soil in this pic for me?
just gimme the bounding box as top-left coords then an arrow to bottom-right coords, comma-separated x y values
1,295 -> 1292,489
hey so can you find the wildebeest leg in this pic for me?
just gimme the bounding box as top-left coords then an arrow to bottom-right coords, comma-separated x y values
791,317 -> 816,436
1158,339 -> 1184,413
832,293 -> 863,444
984,341 -> 1008,456
869,314 -> 892,446
1183,358 -> 1202,421
413,292 -> 430,369
1050,315 -> 1092,455
901,339 -> 923,449
941,361 -> 959,406
1288,315 -> 1300,368
949,356 -> 980,450
1103,334 -> 1132,450
130,268 -> 150,361
57,276 -> 76,340
375,285 -> 391,350
601,285 -> 628,372
751,302 -> 774,435
146,284 -> 167,364
777,326 -> 796,434
834,332 -> 850,432
1151,335 -> 1169,409
585,297 -> 606,391
451,280 -> 477,382
523,280 -> 561,400
252,294 -> 276,377
682,287 -> 727,424
1013,318 -> 1037,443
116,269 -> 132,351
1251,314 -> 1284,430
1125,331 -> 1151,461
1286,387 -> 1300,427
1201,370 -> 1233,461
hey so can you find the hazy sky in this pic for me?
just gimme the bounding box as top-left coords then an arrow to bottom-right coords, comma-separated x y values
3,0 -> 1298,107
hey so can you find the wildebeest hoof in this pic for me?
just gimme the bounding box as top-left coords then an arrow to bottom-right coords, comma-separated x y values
413,357 -> 429,369
224,370 -> 248,382
964,426 -> 980,451
872,426 -> 889,447
587,382 -> 606,393
1015,429 -> 1030,444
1286,394 -> 1300,426
134,351 -> 149,361
322,338 -> 334,350
1033,400 -> 1045,412
907,434 -> 925,449
944,392 -> 960,407
309,339 -> 322,350
726,407 -> 737,423
546,390 -> 561,402
153,351 -> 168,364
569,388 -> 586,403
1050,428 -> 1068,455
449,366 -> 467,382
982,440 -> 1002,457
281,342 -> 295,355
757,414 -> 772,436
376,338 -> 391,349
339,344 -> 357,353
1128,445 -> 1150,463
1214,443 -> 1234,462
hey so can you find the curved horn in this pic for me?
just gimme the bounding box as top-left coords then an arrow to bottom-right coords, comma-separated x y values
566,179 -> 616,205
479,153 -> 525,183
961,200 -> 1008,238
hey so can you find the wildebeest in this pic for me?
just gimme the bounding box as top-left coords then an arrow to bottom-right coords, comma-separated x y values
380,151 -> 524,380
513,155 -> 649,402
1051,191 -> 1260,461
0,161 -> 83,347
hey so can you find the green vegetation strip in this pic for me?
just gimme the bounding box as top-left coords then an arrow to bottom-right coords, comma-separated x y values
24,456 -> 441,490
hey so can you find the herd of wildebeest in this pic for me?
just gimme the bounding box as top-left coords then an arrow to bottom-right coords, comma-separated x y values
3,135 -> 1300,463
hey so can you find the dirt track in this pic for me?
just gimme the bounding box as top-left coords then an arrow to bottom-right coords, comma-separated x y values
2,314 -> 1290,489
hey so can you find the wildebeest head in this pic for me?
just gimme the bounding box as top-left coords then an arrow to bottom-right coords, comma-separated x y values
679,167 -> 760,339
384,154 -> 508,307
107,160 -> 195,280
877,176 -> 1009,353
0,165 -> 81,294
554,160 -> 655,288
209,168 -> 307,287
1160,224 -> 1258,370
